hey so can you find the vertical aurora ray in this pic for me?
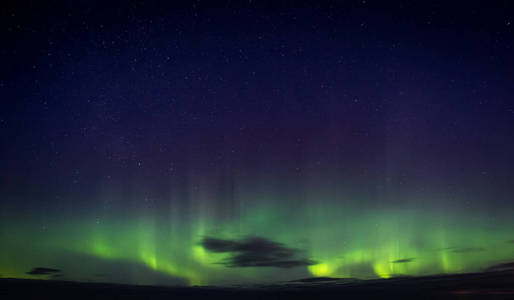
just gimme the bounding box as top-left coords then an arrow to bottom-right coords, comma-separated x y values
1,191 -> 513,285
1,0 -> 514,289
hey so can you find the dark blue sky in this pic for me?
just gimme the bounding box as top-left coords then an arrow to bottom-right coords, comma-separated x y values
0,0 -> 513,285
2,1 -> 513,208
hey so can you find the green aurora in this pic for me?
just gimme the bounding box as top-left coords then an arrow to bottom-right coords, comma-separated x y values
2,0 -> 514,289
2,195 -> 513,286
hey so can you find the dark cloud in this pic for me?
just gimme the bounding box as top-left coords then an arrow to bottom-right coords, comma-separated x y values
451,247 -> 486,253
201,236 -> 316,268
27,267 -> 61,275
392,258 -> 415,263
290,277 -> 340,283
484,262 -> 514,272
436,246 -> 457,251
201,238 -> 239,253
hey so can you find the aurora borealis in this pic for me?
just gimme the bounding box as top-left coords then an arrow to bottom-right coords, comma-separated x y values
1,1 -> 514,287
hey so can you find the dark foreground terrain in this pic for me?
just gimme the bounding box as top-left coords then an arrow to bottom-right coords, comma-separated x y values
1,270 -> 514,299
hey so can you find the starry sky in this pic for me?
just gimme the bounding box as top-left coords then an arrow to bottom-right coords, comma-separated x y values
1,1 -> 514,286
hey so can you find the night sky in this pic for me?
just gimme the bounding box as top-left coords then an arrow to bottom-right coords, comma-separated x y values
1,1 -> 514,286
